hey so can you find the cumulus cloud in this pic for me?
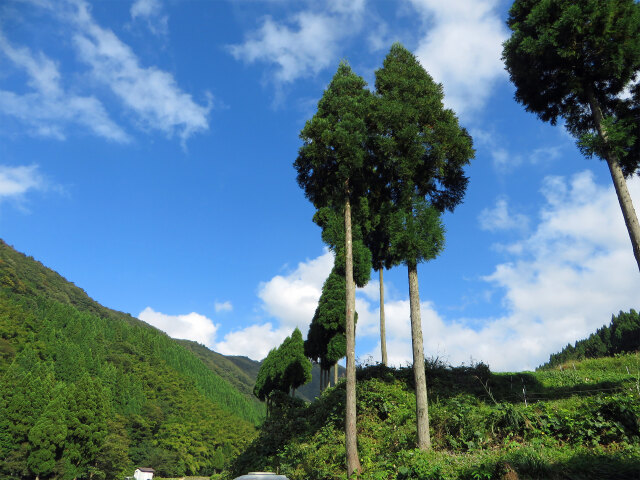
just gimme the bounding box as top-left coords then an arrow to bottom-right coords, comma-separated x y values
138,307 -> 219,347
214,323 -> 292,360
251,171 -> 640,372
0,33 -> 129,142
479,197 -> 529,232
408,0 -> 508,119
257,249 -> 334,330
214,301 -> 233,313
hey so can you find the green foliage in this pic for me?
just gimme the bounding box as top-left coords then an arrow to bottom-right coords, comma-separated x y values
0,240 -> 259,478
373,43 -> 473,215
228,355 -> 640,480
294,61 -> 373,211
254,328 -> 312,402
503,0 -> 640,170
305,266 -> 352,377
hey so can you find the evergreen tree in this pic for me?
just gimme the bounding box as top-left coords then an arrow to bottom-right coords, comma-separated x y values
283,328 -> 312,396
310,207 -> 371,387
294,61 -> 372,476
27,383 -> 69,479
503,0 -> 640,272
373,43 -> 474,450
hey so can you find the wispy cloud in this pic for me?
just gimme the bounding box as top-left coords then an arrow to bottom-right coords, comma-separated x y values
66,0 -> 210,144
229,2 -> 366,87
130,0 -> 168,36
479,197 -> 529,233
0,165 -> 45,199
0,0 -> 210,145
0,32 -> 129,142
214,301 -> 233,313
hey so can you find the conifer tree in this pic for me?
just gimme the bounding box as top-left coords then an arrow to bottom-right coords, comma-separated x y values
27,384 -> 69,479
294,61 -> 372,476
374,43 -> 474,450
503,0 -> 640,272
309,207 -> 371,388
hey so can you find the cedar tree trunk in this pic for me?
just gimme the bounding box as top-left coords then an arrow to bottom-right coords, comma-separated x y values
408,263 -> 431,450
334,361 -> 338,385
379,267 -> 388,366
587,88 -> 640,272
344,195 -> 361,477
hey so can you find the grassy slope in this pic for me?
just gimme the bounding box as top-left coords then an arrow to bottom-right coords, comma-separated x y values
229,355 -> 640,480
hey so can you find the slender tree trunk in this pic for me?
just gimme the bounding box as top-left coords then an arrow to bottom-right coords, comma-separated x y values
334,361 -> 338,385
587,88 -> 640,272
379,267 -> 388,366
345,195 -> 361,477
408,263 -> 431,450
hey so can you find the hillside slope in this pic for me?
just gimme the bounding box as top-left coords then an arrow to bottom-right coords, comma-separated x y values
0,240 -> 263,479
230,356 -> 640,480
177,339 -> 345,403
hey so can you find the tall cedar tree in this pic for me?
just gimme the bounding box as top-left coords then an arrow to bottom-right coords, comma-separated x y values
294,62 -> 371,476
374,43 -> 474,450
310,206 -> 372,388
365,194 -> 402,366
503,0 -> 640,272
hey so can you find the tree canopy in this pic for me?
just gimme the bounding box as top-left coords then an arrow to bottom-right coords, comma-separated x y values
503,0 -> 640,271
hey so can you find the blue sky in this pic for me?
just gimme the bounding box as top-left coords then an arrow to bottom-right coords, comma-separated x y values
1,0 -> 639,371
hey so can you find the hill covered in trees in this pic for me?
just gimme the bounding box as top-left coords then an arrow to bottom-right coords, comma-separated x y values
541,310 -> 640,369
0,239 -> 264,479
177,338 -> 344,403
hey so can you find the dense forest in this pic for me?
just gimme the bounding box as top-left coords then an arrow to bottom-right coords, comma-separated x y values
541,310 -> 640,369
0,239 -> 263,479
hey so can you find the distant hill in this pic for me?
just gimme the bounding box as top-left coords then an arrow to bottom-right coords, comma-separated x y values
176,338 -> 345,403
540,309 -> 640,369
0,239 -> 263,479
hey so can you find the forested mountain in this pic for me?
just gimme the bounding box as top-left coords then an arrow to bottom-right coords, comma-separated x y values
0,239 -> 263,479
541,310 -> 640,369
177,338 -> 344,403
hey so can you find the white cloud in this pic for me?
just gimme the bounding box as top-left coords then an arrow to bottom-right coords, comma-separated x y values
138,307 -> 219,347
257,249 -> 334,330
479,197 -> 529,232
214,323 -> 292,360
130,0 -> 168,36
0,33 -> 129,142
346,171 -> 640,372
0,165 -> 45,199
214,301 -> 233,313
408,0 -> 508,119
230,12 -> 344,84
66,0 -> 210,143
229,0 -> 368,87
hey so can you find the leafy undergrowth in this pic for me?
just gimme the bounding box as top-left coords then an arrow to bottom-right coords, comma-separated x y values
226,355 -> 640,480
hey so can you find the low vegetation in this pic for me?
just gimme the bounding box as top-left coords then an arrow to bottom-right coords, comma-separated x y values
228,355 -> 640,480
